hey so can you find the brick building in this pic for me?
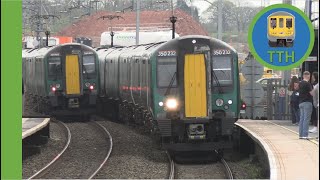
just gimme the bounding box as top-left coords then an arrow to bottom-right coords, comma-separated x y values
56,9 -> 208,47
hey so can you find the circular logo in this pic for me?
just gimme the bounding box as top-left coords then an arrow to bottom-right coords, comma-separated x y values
248,4 -> 314,70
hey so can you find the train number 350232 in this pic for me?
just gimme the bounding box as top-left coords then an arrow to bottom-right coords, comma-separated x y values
158,50 -> 176,56
213,49 -> 231,55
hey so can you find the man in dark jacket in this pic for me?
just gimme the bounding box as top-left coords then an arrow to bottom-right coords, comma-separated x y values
290,82 -> 300,125
298,71 -> 313,139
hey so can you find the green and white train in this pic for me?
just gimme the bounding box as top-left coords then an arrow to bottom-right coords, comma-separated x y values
96,35 -> 241,151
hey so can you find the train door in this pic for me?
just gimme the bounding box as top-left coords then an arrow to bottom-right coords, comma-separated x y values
184,54 -> 207,117
65,55 -> 80,94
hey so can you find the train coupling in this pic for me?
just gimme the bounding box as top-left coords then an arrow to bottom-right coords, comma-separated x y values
68,98 -> 79,108
187,124 -> 206,140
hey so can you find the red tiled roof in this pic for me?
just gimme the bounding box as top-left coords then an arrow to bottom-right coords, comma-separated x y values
56,9 -> 208,47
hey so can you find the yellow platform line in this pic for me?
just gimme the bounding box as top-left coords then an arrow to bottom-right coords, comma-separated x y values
265,120 -> 318,145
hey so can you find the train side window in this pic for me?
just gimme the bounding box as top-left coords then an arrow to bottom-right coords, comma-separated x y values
286,18 -> 292,28
270,18 -> 277,29
279,18 -> 284,28
48,56 -> 62,76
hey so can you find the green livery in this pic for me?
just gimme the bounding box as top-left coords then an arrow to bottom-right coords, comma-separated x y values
96,35 -> 240,151
22,43 -> 99,114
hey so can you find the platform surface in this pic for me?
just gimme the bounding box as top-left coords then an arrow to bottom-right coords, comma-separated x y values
236,119 -> 319,180
22,118 -> 50,139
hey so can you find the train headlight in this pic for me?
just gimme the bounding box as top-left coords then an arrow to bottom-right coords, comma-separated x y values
159,101 -> 164,107
227,99 -> 233,105
215,99 -> 224,107
166,98 -> 178,110
224,105 -> 229,110
51,87 -> 56,92
85,82 -> 90,87
55,84 -> 60,89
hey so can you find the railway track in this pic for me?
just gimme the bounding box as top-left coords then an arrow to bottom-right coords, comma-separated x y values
220,155 -> 234,179
27,119 -> 113,179
89,120 -> 113,179
27,120 -> 71,179
167,151 -> 233,179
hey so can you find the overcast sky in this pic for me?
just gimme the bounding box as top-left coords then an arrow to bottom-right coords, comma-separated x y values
192,0 -> 319,14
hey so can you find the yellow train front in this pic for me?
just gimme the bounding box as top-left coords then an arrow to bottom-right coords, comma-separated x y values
267,11 -> 295,47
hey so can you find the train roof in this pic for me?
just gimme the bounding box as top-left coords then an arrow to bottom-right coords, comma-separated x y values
95,35 -> 237,59
268,11 -> 294,17
22,43 -> 97,59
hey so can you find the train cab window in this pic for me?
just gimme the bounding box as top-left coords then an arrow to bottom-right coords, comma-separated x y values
286,18 -> 292,28
279,18 -> 284,28
157,57 -> 177,88
83,55 -> 96,75
48,56 -> 62,76
211,56 -> 233,86
270,18 -> 277,29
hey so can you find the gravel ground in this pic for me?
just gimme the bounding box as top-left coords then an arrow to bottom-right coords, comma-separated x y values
223,150 -> 268,179
175,162 -> 227,179
171,151 -> 227,179
22,121 -> 66,178
22,93 -> 267,179
42,122 -> 108,179
94,116 -> 169,179
23,93 -> 44,116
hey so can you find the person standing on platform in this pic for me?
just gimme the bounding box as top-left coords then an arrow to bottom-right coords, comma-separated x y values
290,82 -> 300,125
298,71 -> 313,139
309,72 -> 318,133
311,75 -> 318,138
288,76 -> 299,124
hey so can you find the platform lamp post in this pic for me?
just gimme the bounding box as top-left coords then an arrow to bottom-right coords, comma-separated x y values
98,15 -> 124,47
110,31 -> 115,47
170,0 -> 177,39
156,0 -> 177,39
45,30 -> 50,46
170,16 -> 177,39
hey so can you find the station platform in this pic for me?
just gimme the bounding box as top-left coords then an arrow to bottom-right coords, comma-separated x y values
235,119 -> 319,180
22,117 -> 50,139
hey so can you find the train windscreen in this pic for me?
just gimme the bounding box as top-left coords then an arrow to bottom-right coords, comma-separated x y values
286,18 -> 293,28
157,57 -> 177,88
83,55 -> 96,76
271,18 -> 277,28
211,56 -> 233,86
48,56 -> 62,77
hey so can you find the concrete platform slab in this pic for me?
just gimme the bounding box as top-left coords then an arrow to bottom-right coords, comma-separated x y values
22,117 -> 50,139
236,119 -> 319,180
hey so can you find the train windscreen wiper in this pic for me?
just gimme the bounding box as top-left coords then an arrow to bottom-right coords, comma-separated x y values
83,64 -> 90,79
164,72 -> 176,96
54,64 -> 60,81
212,70 -> 223,94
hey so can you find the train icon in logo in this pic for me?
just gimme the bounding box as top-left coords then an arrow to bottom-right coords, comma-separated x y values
267,11 -> 295,47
